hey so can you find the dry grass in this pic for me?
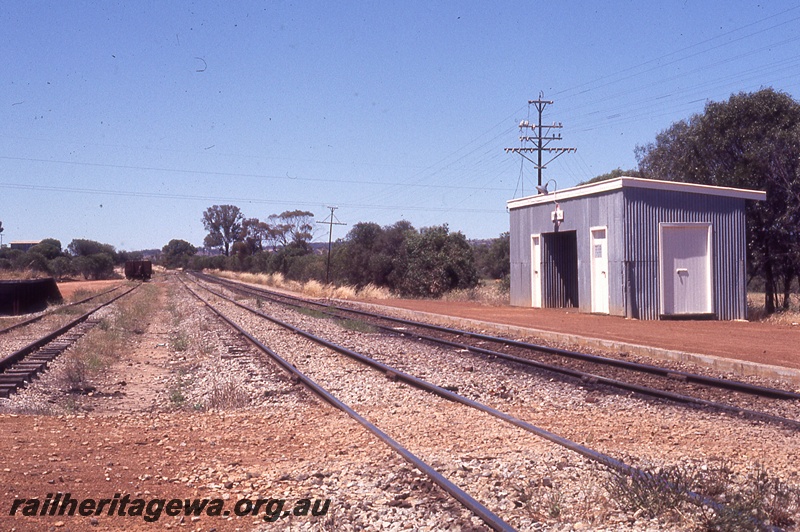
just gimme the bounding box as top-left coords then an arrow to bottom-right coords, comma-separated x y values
57,318 -> 123,392
748,292 -> 800,324
114,283 -> 158,334
0,270 -> 43,280
355,283 -> 391,300
303,279 -> 326,297
206,375 -> 251,410
442,279 -> 510,306
54,284 -> 157,395
68,288 -> 94,303
61,355 -> 90,389
331,285 -> 358,299
210,270 -> 392,300
606,460 -> 800,530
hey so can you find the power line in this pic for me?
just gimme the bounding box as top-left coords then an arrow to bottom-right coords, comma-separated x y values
0,181 -> 504,214
0,155 -> 512,192
552,6 -> 800,101
347,112 -> 523,208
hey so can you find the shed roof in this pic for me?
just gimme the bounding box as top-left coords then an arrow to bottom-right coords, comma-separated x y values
507,176 -> 766,210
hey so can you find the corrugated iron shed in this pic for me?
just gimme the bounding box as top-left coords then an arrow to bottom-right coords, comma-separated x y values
507,177 -> 766,320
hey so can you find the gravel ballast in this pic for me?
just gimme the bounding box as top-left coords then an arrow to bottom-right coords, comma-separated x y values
0,274 -> 797,531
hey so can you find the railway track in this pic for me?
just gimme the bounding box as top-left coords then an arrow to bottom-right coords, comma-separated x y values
0,284 -> 138,398
181,274 -> 773,531
194,272 -> 800,430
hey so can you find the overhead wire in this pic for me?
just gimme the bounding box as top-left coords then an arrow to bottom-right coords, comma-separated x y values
347,110 -> 523,209
540,7 -> 800,150
561,38 -> 800,129
0,181 -> 502,214
551,5 -> 800,101
0,155 -> 512,192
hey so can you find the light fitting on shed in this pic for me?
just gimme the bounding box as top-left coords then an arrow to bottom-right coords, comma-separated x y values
536,179 -> 557,195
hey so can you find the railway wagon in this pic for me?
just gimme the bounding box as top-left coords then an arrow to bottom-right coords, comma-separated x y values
124,260 -> 152,280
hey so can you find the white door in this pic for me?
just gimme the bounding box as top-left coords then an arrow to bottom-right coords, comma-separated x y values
530,234 -> 541,308
590,227 -> 609,314
660,224 -> 713,315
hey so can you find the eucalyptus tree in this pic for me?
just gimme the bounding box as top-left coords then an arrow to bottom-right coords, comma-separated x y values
202,205 -> 244,257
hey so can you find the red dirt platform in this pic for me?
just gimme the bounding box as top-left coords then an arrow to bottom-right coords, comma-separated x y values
363,299 -> 800,371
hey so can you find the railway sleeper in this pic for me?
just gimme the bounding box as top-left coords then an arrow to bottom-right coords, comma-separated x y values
36,346 -> 71,357
27,357 -> 56,365
13,360 -> 47,368
0,384 -> 22,398
48,344 -> 75,352
220,353 -> 249,359
5,366 -> 40,375
0,374 -> 30,384
35,347 -> 65,355
5,368 -> 42,380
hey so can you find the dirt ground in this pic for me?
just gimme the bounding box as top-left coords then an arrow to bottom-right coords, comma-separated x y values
0,278 -> 797,532
1,279 -> 368,531
363,298 -> 800,371
57,280 -> 124,301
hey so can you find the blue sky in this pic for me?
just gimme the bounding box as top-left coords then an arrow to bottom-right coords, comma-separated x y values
1,1 -> 799,251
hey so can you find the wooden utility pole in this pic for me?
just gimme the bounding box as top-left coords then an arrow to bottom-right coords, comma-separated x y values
505,93 -> 576,188
316,207 -> 346,284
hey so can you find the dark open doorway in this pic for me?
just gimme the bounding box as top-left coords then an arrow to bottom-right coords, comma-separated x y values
541,231 -> 579,308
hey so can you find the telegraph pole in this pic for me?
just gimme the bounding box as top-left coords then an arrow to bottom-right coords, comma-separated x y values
316,207 -> 346,284
505,93 -> 576,187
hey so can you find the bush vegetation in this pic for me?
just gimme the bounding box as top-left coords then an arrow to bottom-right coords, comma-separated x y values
189,209 -> 511,300
0,237 -> 136,281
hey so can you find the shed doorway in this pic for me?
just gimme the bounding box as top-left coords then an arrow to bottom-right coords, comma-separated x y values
541,231 -> 579,308
590,227 -> 609,314
659,223 -> 713,316
530,234 -> 542,308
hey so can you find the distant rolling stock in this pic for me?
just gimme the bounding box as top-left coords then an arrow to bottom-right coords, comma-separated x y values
124,260 -> 152,281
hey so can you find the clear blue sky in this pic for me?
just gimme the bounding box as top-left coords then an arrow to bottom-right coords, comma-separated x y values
1,1 -> 799,251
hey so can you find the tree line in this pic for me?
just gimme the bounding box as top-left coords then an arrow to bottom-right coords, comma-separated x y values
172,205 -> 510,298
0,238 -> 142,280
0,208 -> 509,297
200,207 -> 316,257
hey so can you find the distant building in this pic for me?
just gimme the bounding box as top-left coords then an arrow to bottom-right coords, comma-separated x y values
507,177 -> 765,320
9,241 -> 40,252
